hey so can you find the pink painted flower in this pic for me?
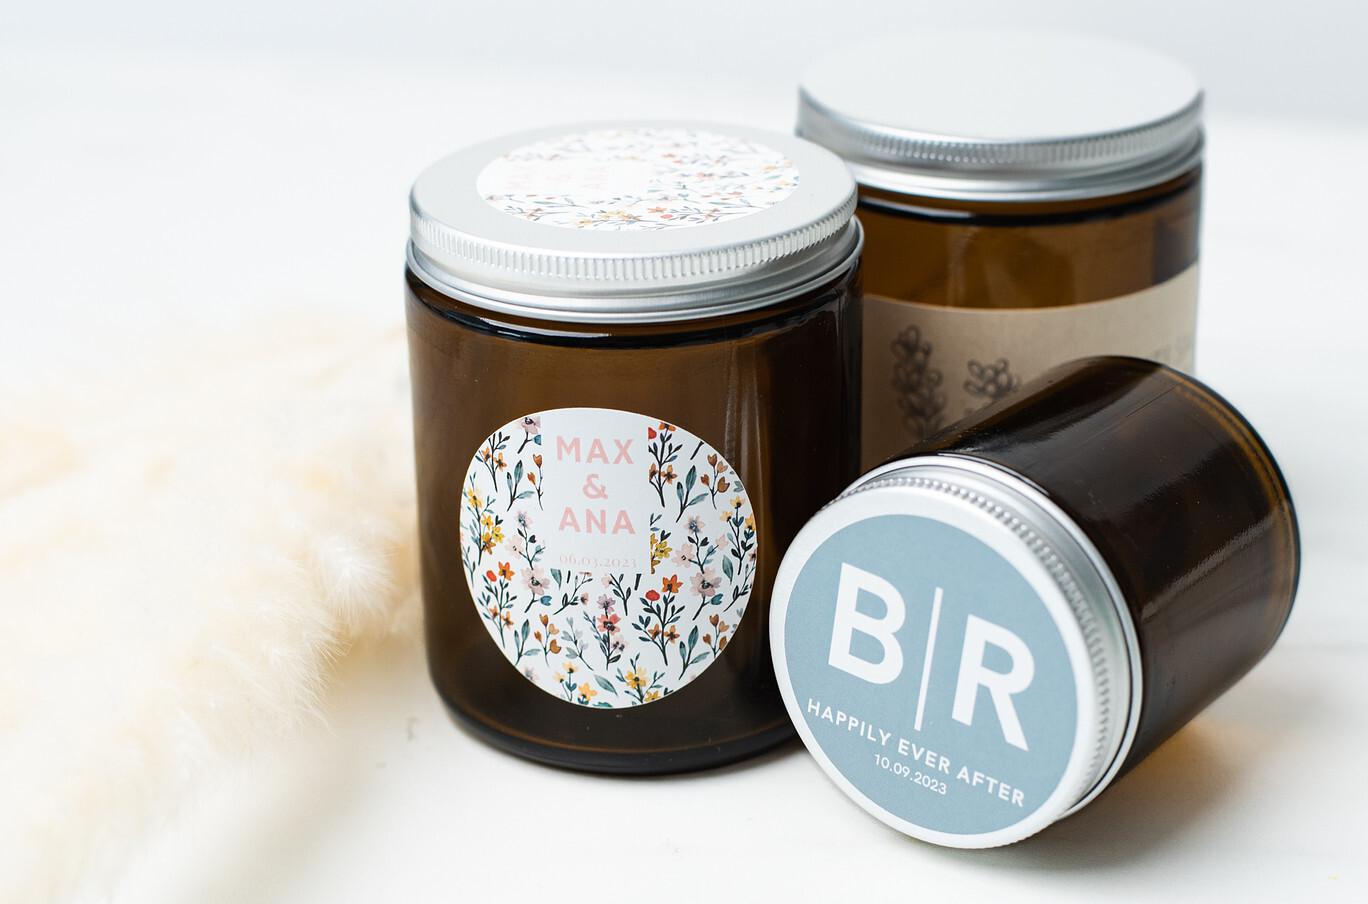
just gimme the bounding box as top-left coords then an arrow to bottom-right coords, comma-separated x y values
691,570 -> 721,599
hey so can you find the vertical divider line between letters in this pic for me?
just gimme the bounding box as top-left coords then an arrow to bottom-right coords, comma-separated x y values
913,587 -> 943,732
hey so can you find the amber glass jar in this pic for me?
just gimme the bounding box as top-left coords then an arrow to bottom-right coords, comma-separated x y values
770,357 -> 1298,847
798,30 -> 1205,467
406,124 -> 861,773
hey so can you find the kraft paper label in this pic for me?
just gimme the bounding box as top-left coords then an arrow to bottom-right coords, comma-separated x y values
861,266 -> 1198,467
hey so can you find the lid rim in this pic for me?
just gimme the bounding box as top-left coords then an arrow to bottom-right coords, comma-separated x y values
406,219 -> 863,324
854,456 -> 1144,830
770,454 -> 1142,847
842,133 -> 1202,203
796,31 -> 1204,201
408,122 -> 858,314
411,187 -> 859,290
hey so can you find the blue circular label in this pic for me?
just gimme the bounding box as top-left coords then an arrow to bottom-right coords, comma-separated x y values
779,512 -> 1079,840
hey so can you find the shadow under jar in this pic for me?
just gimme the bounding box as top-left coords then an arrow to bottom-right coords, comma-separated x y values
405,123 -> 862,773
798,30 -> 1204,468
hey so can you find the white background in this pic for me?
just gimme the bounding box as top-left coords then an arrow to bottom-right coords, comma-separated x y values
3,2 -> 1367,902
6,0 -> 1367,123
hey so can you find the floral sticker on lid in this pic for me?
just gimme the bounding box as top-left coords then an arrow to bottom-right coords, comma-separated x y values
460,407 -> 758,707
476,128 -> 800,231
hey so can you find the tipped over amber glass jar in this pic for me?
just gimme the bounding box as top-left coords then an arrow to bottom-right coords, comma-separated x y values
799,30 -> 1204,467
405,123 -> 861,773
770,357 -> 1299,847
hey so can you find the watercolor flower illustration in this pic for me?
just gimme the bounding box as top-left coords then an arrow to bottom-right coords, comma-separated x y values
461,410 -> 756,708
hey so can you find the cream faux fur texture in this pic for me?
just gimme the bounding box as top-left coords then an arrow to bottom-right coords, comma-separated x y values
0,316 -> 421,903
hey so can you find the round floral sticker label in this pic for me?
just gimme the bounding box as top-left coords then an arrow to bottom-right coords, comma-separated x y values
476,128 -> 799,231
460,408 -> 758,707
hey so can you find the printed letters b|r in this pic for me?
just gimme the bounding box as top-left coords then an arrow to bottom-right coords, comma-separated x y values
828,563 -> 906,684
827,564 -> 1037,751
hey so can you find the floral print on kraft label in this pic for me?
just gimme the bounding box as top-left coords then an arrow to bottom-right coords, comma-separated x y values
460,407 -> 758,708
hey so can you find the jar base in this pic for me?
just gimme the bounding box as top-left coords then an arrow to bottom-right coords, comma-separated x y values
439,696 -> 797,775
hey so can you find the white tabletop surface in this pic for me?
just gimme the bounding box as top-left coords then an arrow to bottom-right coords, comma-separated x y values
3,43 -> 1366,903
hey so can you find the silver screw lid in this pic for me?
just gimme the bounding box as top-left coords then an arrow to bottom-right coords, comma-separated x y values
769,454 -> 1142,847
798,30 -> 1203,202
408,122 -> 858,322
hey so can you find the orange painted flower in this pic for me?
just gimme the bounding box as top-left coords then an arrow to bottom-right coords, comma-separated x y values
498,562 -> 515,580
662,574 -> 682,594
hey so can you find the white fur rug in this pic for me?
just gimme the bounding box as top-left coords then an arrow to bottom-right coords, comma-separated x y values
0,317 -> 420,903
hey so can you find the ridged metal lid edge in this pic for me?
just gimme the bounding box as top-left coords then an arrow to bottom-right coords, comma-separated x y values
797,31 -> 1204,201
848,458 -> 1140,834
408,121 -> 859,316
770,454 -> 1142,846
410,189 -> 858,292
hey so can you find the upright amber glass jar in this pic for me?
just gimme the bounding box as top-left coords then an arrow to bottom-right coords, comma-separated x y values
798,30 -> 1204,467
405,124 -> 861,773
770,358 -> 1299,847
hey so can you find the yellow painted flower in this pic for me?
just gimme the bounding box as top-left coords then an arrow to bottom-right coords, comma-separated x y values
579,683 -> 598,700
644,690 -> 660,702
624,668 -> 646,690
